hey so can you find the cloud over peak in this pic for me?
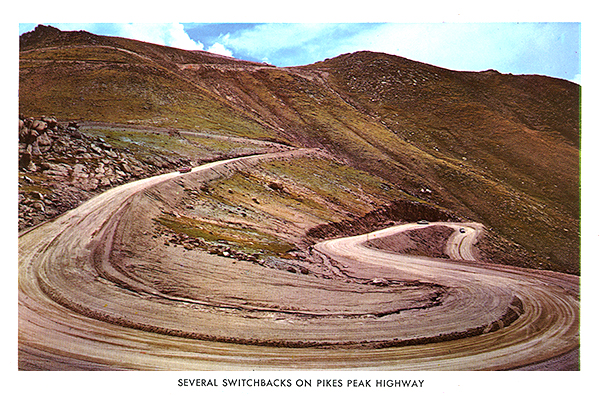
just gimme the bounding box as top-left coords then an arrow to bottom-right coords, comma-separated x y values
115,23 -> 205,51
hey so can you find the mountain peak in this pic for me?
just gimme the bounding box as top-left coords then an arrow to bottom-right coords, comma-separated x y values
31,24 -> 61,34
20,24 -> 61,45
20,24 -> 103,51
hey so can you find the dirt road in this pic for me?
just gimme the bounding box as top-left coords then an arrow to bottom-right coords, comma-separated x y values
315,223 -> 579,369
18,152 -> 579,370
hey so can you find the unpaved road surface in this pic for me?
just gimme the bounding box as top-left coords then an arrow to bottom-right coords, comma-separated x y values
316,224 -> 579,369
19,152 -> 579,370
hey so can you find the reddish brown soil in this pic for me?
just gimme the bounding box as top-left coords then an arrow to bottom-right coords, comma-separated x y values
365,225 -> 454,259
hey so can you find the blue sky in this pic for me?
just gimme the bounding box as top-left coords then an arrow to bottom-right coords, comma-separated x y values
18,22 -> 581,83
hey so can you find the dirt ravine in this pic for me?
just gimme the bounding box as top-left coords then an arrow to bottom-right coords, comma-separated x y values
19,152 -> 579,370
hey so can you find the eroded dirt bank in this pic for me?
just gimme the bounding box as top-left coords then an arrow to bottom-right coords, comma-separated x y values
365,225 -> 455,259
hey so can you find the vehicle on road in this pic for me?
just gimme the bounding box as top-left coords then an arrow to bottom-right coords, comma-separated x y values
460,228 -> 466,233
178,166 -> 192,173
417,220 -> 429,225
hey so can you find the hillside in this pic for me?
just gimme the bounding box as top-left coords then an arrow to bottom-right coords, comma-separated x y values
19,25 -> 580,274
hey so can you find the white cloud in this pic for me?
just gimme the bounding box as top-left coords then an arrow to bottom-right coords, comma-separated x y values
117,23 -> 204,51
207,42 -> 233,57
224,24 -> 335,59
341,23 -> 580,79
348,24 -> 508,72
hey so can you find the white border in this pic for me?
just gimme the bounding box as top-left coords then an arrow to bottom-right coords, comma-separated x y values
5,2 -> 596,395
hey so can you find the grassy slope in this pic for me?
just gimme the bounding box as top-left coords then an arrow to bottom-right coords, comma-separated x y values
296,52 -> 580,274
19,27 -> 581,274
20,44 -> 276,139
155,154 -> 412,260
183,53 -> 580,273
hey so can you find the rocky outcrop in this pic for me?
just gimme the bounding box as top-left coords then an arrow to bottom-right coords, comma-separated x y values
18,116 -> 190,231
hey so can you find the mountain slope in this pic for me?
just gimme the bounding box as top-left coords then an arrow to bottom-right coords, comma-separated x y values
300,51 -> 580,273
19,25 -> 580,274
19,25 -> 278,140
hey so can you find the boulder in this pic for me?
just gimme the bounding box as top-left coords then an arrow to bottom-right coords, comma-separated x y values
19,128 -> 38,145
72,163 -> 88,178
37,132 -> 52,147
19,152 -> 32,169
31,201 -> 45,212
146,155 -> 168,168
41,116 -> 58,129
31,120 -> 47,132
370,278 -> 390,287
30,191 -> 44,200
268,181 -> 285,192
23,117 -> 35,128
45,162 -> 71,178
90,144 -> 103,155
119,161 -> 132,174
31,141 -> 42,156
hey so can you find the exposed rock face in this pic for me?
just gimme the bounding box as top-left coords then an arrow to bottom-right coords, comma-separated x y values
18,116 -> 189,231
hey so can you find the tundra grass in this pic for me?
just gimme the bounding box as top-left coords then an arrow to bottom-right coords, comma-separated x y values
260,157 -> 411,212
204,156 -> 421,233
209,170 -> 344,225
83,127 -> 270,163
184,134 -> 270,156
20,54 -> 277,140
20,46 -> 137,64
157,214 -> 295,256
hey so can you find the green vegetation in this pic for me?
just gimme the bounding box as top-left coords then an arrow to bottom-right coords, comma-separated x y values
157,214 -> 295,257
83,127 -> 272,163
18,172 -> 53,196
154,154 -> 421,261
260,156 -> 409,211
20,51 -> 276,139
210,169 -> 343,225
85,127 -> 197,157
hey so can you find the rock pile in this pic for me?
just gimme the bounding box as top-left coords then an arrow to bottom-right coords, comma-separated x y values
18,116 -> 189,231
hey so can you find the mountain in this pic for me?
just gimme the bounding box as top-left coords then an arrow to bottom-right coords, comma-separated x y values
19,25 -> 581,274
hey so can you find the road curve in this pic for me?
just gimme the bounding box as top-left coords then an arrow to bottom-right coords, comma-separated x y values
315,223 -> 579,370
18,153 -> 579,370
